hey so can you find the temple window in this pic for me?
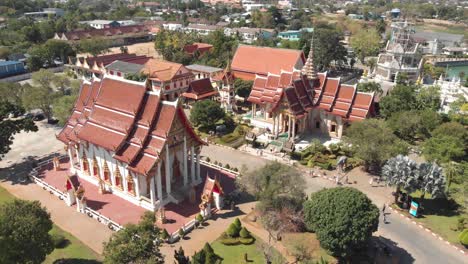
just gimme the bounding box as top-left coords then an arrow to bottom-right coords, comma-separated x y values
103,162 -> 110,182
127,175 -> 135,195
331,124 -> 336,133
92,157 -> 99,177
315,121 -> 320,129
115,168 -> 122,188
82,153 -> 89,174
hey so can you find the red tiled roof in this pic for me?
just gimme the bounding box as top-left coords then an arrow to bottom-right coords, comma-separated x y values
231,45 -> 305,79
184,42 -> 213,55
248,71 -> 374,122
57,77 -> 204,176
182,78 -> 218,100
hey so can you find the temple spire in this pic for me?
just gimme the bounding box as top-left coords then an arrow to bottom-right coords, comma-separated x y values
302,35 -> 318,80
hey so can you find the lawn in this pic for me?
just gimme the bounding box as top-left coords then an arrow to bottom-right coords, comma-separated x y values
0,185 -> 101,263
211,236 -> 285,264
283,232 -> 337,263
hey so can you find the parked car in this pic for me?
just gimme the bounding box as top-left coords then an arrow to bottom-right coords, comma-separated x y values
32,113 -> 45,121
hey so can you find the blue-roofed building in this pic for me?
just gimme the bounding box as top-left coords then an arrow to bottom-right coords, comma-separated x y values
0,61 -> 26,78
278,28 -> 314,41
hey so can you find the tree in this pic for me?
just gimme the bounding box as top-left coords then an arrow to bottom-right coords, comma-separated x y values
53,95 -> 78,126
344,119 -> 408,171
313,27 -> 347,70
79,37 -> 110,56
356,81 -> 383,95
0,47 -> 11,60
233,78 -> 253,101
0,100 -> 37,160
387,109 -> 441,142
383,156 -> 446,201
379,84 -> 417,118
238,162 -> 306,238
382,155 -> 420,195
303,187 -> 379,259
190,100 -> 225,131
422,135 -> 466,164
375,19 -> 386,35
350,29 -> 382,63
237,162 -> 305,203
418,162 -> 446,199
367,57 -> 377,73
416,85 -> 440,111
43,39 -> 76,63
191,243 -> 221,264
174,246 -> 189,264
0,200 -> 54,264
103,212 -> 163,264
22,69 -> 59,120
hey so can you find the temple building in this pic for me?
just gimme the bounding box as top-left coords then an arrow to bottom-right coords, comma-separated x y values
246,41 -> 375,142
57,75 -> 205,211
231,45 -> 305,80
375,21 -> 423,82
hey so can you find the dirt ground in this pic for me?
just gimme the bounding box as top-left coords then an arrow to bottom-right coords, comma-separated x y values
108,42 -> 161,58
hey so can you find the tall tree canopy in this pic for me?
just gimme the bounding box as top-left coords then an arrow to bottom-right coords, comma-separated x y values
190,100 -> 225,131
350,29 -> 382,63
303,187 -> 379,259
313,26 -> 347,70
344,119 -> 408,171
103,212 -> 164,264
0,200 -> 54,264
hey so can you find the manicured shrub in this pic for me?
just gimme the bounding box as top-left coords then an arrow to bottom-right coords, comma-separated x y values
196,213 -> 204,223
219,237 -> 241,246
51,233 -> 67,248
205,157 -> 210,162
226,223 -> 240,237
225,164 -> 231,169
239,227 -> 251,239
178,228 -> 185,239
233,218 -> 242,229
239,237 -> 255,245
160,228 -> 169,240
459,229 -> 468,246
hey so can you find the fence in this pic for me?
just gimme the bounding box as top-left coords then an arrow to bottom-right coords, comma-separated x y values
28,155 -> 123,232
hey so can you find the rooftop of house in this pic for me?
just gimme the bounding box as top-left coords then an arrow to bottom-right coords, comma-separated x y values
105,60 -> 145,74
186,64 -> 223,74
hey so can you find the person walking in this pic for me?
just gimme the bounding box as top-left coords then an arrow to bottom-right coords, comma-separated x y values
382,203 -> 387,223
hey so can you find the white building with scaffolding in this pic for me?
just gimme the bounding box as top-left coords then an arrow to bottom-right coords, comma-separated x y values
375,21 -> 423,82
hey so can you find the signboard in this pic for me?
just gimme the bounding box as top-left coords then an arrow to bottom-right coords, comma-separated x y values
409,201 -> 419,217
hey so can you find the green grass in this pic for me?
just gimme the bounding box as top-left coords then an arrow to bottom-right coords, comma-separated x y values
211,236 -> 285,264
0,185 -> 101,263
416,24 -> 468,36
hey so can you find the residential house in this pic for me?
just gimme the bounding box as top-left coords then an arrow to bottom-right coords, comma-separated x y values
185,23 -> 221,35
80,20 -> 121,29
278,28 -> 314,41
224,27 -> 274,44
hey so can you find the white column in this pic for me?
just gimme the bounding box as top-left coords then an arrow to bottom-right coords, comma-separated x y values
196,152 -> 201,182
292,117 -> 296,139
272,114 -> 276,135
134,174 -> 140,198
288,116 -> 292,139
150,176 -> 156,206
190,146 -> 195,184
165,144 -> 171,195
183,135 -> 188,186
156,162 -> 163,201
68,146 -> 73,169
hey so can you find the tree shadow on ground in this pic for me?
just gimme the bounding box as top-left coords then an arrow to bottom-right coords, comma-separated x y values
362,236 -> 415,264
0,152 -> 60,186
413,197 -> 460,218
52,259 -> 102,264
